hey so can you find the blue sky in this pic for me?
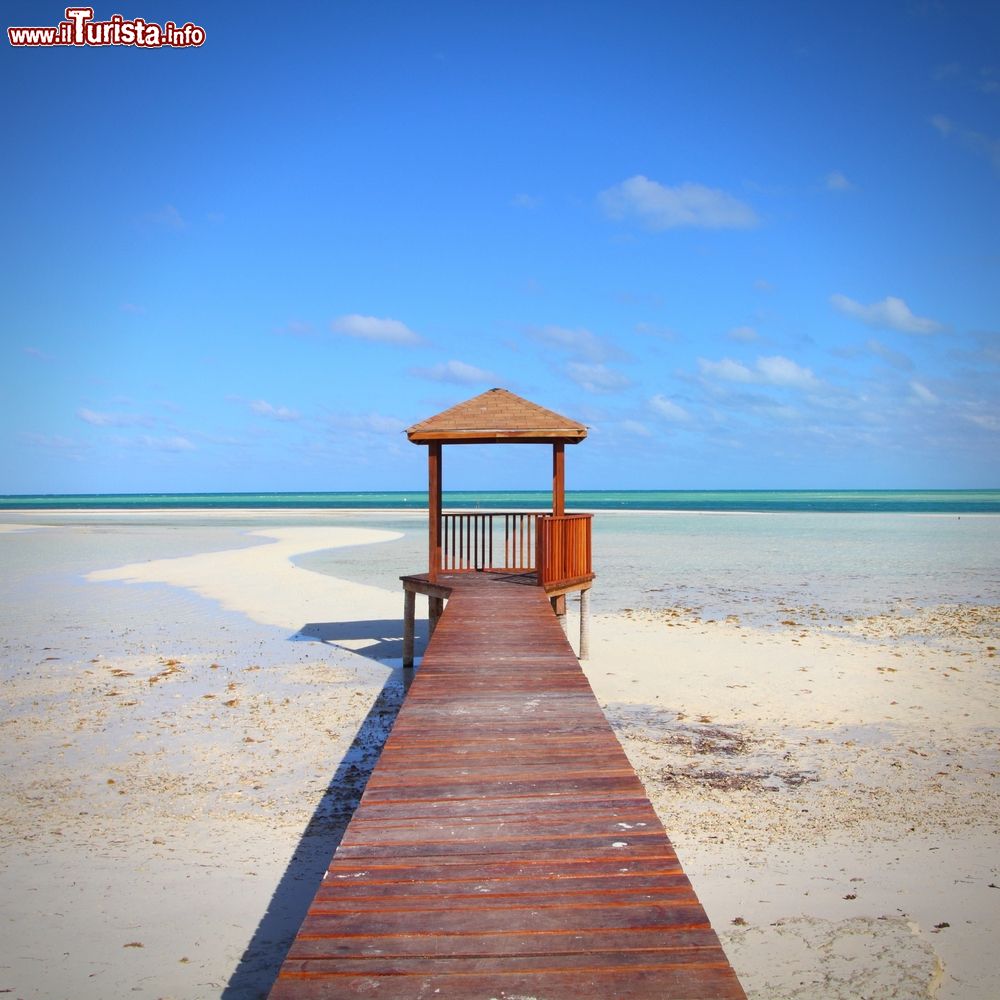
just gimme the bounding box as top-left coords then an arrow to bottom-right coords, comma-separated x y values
2,1 -> 998,493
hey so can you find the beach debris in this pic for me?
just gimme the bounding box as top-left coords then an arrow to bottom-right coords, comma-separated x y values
123,941 -> 144,948
149,658 -> 184,684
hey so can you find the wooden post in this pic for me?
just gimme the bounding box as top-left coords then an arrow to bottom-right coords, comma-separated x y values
552,442 -> 565,517
428,442 -> 442,582
403,586 -> 416,669
429,596 -> 444,636
551,595 -> 568,635
579,587 -> 591,660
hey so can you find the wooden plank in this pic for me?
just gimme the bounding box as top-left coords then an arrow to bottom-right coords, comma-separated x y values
270,572 -> 745,999
272,967 -> 745,1000
287,926 -> 719,958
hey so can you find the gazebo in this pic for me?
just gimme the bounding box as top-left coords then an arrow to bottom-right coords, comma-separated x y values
400,388 -> 595,666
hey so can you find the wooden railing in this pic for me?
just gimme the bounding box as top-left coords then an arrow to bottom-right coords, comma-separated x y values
440,512 -> 540,573
537,513 -> 593,588
438,511 -> 593,589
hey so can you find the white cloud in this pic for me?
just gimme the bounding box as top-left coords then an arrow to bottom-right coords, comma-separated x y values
137,435 -> 195,452
599,175 -> 758,230
250,399 -> 301,421
910,380 -> 939,404
756,355 -> 821,390
825,170 -> 856,192
77,408 -> 152,428
328,412 -> 407,435
756,402 -> 800,422
830,294 -> 945,334
527,324 -> 619,362
698,357 -> 756,382
649,394 -> 691,422
930,114 -> 953,137
620,419 -> 652,437
145,204 -> 186,230
566,362 -> 631,394
965,412 -> 1000,431
867,338 -> 913,371
21,432 -> 80,451
330,314 -> 421,345
699,355 -> 822,391
930,114 -> 1000,171
414,360 -> 497,385
634,322 -> 678,341
728,325 -> 758,342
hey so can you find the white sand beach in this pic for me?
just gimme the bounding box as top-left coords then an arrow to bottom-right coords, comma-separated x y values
1,512 -> 998,999
580,605 -> 1000,999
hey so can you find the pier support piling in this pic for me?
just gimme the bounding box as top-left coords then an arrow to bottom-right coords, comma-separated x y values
403,587 -> 416,669
429,596 -> 444,636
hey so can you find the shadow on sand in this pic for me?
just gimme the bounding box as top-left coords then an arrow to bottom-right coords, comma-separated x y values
292,617 -> 428,661
221,621 -> 427,1000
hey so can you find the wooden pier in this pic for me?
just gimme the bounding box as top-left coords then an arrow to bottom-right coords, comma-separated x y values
270,571 -> 745,998
270,390 -> 745,998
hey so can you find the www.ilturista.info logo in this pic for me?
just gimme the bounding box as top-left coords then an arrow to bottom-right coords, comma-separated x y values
8,6 -> 206,48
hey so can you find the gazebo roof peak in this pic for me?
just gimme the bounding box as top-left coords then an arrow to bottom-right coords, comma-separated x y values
406,388 -> 587,444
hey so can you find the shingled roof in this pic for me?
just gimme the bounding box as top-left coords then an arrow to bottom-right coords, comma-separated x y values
406,388 -> 587,444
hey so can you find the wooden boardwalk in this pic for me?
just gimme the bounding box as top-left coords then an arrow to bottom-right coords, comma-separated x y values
270,572 -> 746,999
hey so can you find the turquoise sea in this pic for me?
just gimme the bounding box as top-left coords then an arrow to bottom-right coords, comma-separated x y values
3,489 -> 1000,513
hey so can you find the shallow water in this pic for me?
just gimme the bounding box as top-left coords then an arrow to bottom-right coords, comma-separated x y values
4,510 -> 998,640
295,510 -> 1000,625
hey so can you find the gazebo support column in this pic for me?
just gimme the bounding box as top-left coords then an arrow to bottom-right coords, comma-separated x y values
551,441 -> 567,617
552,442 -> 565,517
428,442 -> 442,581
